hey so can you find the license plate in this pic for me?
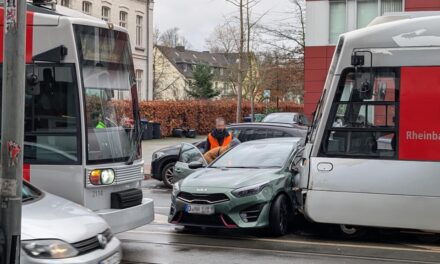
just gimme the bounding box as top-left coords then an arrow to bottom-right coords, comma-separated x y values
100,252 -> 121,264
184,204 -> 214,215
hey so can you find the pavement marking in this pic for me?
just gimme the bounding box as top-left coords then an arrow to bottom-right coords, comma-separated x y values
153,214 -> 169,224
120,238 -> 440,264
125,230 -> 440,254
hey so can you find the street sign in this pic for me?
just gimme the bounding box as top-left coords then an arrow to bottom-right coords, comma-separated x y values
263,90 -> 271,99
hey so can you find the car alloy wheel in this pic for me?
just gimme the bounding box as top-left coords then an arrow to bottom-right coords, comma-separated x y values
162,162 -> 176,188
269,194 -> 291,237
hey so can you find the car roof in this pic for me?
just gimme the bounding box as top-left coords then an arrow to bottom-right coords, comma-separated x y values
228,122 -> 305,129
240,137 -> 303,145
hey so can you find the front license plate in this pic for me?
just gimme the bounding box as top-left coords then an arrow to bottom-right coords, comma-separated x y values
185,204 -> 214,215
100,252 -> 121,264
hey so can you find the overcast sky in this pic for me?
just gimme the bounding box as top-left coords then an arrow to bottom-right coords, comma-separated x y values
154,0 -> 293,51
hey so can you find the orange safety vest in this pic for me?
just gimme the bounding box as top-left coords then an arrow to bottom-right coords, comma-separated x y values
207,133 -> 232,150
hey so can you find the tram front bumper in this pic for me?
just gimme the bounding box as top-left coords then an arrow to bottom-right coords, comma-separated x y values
96,198 -> 154,233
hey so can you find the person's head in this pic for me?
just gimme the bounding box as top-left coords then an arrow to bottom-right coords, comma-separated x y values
215,117 -> 226,131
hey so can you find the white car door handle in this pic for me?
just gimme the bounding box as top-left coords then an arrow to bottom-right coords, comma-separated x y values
317,162 -> 333,172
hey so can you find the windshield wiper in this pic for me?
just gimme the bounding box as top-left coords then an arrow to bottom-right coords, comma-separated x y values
126,124 -> 144,165
22,196 -> 35,202
219,166 -> 261,169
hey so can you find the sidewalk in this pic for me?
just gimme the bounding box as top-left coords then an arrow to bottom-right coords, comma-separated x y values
142,136 -> 206,175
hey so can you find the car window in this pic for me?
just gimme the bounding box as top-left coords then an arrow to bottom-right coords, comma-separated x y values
263,113 -> 294,123
242,128 -> 267,141
179,143 -> 205,164
267,129 -> 287,138
227,127 -> 242,140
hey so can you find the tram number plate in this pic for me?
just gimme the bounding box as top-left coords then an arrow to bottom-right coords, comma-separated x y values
184,204 -> 214,215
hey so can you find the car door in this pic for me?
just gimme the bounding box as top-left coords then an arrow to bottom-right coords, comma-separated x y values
173,143 -> 208,182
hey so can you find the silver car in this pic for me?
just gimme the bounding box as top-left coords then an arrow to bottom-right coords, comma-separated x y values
21,182 -> 122,264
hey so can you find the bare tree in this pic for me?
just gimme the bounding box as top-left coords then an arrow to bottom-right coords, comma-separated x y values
205,23 -> 239,53
159,27 -> 192,49
260,0 -> 305,57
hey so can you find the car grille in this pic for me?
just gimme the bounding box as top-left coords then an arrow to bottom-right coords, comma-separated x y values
177,192 -> 229,204
71,229 -> 113,256
178,213 -> 236,228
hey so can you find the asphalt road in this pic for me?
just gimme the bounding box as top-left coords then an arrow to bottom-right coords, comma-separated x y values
117,138 -> 440,264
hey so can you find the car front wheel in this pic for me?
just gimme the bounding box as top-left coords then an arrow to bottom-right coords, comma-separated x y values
268,194 -> 291,236
162,162 -> 176,188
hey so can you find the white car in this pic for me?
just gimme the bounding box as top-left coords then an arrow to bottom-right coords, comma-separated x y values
21,181 -> 122,264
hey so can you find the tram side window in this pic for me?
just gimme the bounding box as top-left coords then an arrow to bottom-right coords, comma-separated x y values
320,68 -> 399,159
23,64 -> 80,164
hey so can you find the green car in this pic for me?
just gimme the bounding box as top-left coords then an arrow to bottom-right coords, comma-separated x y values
169,137 -> 304,236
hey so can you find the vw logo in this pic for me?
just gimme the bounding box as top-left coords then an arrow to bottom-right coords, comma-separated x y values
97,234 -> 108,249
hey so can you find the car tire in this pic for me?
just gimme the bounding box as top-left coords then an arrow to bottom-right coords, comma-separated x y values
268,194 -> 291,237
162,162 -> 176,189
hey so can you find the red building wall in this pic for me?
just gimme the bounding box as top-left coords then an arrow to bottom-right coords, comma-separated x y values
304,0 -> 440,119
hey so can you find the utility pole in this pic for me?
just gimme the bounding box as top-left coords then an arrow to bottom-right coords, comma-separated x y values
0,0 -> 27,263
236,0 -> 244,123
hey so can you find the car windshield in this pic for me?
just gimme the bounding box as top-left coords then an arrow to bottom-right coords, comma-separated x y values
74,25 -> 139,163
263,113 -> 295,123
22,182 -> 41,202
211,142 -> 293,169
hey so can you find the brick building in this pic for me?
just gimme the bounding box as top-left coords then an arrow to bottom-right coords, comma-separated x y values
304,0 -> 440,118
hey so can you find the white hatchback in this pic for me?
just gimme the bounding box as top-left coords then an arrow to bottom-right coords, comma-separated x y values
21,181 -> 122,264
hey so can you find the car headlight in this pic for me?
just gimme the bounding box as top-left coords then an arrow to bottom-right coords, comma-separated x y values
89,169 -> 115,185
22,240 -> 79,259
152,151 -> 165,161
232,182 -> 270,198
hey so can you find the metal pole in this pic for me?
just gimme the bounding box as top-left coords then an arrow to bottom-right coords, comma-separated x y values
0,0 -> 27,263
145,0 -> 150,101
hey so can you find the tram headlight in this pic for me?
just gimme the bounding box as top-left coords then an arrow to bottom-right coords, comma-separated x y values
89,169 -> 115,185
101,169 -> 115,185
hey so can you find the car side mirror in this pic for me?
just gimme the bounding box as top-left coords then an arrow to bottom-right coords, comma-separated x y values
188,161 -> 205,170
290,164 -> 300,174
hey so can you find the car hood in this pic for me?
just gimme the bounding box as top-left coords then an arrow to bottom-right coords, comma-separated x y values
155,144 -> 181,155
22,193 -> 108,243
180,168 -> 281,190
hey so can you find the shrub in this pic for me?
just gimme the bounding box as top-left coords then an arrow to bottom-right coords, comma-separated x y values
138,100 -> 303,137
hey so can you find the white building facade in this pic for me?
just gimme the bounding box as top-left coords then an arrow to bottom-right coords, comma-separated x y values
59,0 -> 154,101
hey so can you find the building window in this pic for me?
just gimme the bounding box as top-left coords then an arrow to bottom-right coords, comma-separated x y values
119,11 -> 128,28
82,1 -> 92,15
60,0 -> 71,7
220,68 -> 224,76
136,70 -> 143,99
380,0 -> 403,15
136,15 -> 143,47
102,7 -> 111,22
329,1 -> 346,44
183,64 -> 188,72
357,0 -> 378,28
357,0 -> 403,28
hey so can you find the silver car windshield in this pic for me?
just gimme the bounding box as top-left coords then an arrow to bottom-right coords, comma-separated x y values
211,143 -> 293,169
